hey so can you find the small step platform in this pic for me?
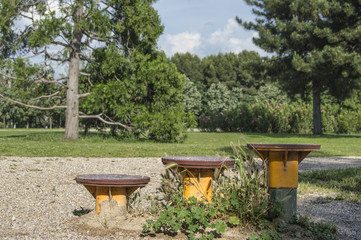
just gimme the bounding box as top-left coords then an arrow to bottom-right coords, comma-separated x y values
75,174 -> 150,214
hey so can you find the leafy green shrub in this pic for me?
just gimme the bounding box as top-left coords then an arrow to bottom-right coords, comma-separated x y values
143,196 -> 227,240
199,101 -> 314,134
198,99 -> 361,134
144,167 -> 227,240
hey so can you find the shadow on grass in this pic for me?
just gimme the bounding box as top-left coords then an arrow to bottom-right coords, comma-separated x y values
0,134 -> 28,138
0,130 -> 151,143
299,167 -> 361,195
244,132 -> 361,139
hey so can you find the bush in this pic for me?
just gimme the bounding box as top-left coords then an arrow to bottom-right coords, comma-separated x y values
198,100 -> 361,134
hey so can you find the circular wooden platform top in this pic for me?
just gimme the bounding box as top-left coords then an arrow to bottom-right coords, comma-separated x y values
161,156 -> 235,169
75,174 -> 150,187
247,143 -> 321,151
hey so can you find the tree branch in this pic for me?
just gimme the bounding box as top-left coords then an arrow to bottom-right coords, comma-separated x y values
80,72 -> 94,87
78,92 -> 91,98
0,72 -> 18,80
31,91 -> 61,100
35,77 -> 68,88
79,113 -> 133,130
0,93 -> 66,110
80,55 -> 100,65
51,40 -> 71,48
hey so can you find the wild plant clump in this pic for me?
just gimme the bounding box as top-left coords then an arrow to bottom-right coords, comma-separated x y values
143,142 -> 271,239
213,142 -> 270,227
143,166 -> 227,240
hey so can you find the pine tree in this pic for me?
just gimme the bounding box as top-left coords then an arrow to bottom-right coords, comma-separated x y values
238,0 -> 361,134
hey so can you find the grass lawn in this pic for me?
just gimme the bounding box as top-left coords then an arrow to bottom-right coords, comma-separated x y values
1,129 -> 361,157
299,167 -> 361,202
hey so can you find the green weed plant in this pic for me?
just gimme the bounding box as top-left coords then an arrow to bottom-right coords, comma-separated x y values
212,142 -> 270,227
143,166 -> 227,240
144,142 -> 272,239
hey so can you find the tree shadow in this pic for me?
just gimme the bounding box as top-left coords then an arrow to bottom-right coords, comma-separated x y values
244,132 -> 361,139
299,167 -> 361,195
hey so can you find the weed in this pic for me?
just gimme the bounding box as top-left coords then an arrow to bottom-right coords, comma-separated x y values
290,215 -> 337,240
143,196 -> 226,240
212,141 -> 269,227
249,229 -> 281,240
127,189 -> 143,214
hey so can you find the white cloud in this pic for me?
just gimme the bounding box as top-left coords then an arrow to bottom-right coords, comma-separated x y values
163,32 -> 201,55
159,18 -> 267,57
208,19 -> 240,45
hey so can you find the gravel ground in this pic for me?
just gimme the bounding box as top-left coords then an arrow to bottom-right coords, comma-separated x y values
0,156 -> 360,239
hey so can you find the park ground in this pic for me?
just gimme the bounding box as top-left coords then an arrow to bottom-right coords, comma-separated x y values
0,130 -> 360,239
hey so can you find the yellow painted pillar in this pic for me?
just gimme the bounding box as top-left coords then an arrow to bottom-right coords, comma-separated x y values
183,168 -> 213,203
111,187 -> 127,209
95,186 -> 109,214
269,151 -> 299,188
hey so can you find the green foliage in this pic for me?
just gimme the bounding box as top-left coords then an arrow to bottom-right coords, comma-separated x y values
81,50 -> 194,142
199,100 -> 313,133
183,78 -> 202,116
0,0 -> 186,141
291,215 -> 337,240
199,97 -> 361,135
255,83 -> 290,104
171,51 -> 268,104
144,197 -> 226,240
213,142 -> 269,226
204,82 -> 232,114
239,0 -> 361,134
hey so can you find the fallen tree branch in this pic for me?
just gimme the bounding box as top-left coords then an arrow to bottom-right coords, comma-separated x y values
79,113 -> 133,131
0,93 -> 66,110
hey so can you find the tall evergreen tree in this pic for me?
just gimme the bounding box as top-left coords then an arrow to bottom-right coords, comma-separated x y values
238,0 -> 361,134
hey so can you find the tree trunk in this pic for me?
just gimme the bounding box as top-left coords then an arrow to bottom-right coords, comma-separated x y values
3,117 -> 5,128
63,4 -> 83,140
312,81 -> 323,135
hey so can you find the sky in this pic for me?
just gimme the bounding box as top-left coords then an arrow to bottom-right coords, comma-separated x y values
153,0 -> 267,58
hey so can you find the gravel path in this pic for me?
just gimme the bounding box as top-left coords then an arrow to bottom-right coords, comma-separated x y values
0,156 -> 360,239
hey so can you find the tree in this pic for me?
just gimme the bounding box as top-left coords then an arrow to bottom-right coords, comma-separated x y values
171,52 -> 204,90
205,82 -> 231,114
235,50 -> 268,95
238,0 -> 361,134
182,77 -> 202,116
0,0 -> 165,140
81,49 -> 193,142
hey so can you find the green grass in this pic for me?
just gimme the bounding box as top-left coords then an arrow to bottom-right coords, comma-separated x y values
299,167 -> 361,202
1,129 -> 361,157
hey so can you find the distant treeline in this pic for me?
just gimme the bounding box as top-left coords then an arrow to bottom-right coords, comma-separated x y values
171,51 -> 361,134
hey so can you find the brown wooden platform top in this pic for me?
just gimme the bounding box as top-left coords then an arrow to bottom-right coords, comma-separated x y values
75,174 -> 150,187
247,143 -> 321,152
161,156 -> 235,169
